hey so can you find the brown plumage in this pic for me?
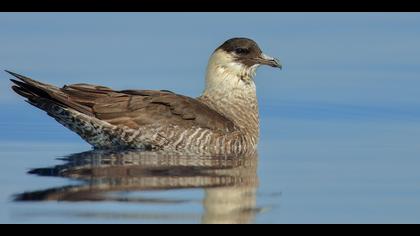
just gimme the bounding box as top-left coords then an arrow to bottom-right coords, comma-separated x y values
6,38 -> 281,154
11,73 -> 235,132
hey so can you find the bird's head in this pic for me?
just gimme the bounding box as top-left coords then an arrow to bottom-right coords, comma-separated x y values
216,37 -> 282,70
205,38 -> 281,90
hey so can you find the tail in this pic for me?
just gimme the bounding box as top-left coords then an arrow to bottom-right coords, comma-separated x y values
5,70 -> 133,149
6,70 -> 93,115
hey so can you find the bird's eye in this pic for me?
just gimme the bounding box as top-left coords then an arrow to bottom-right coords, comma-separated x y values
234,48 -> 249,55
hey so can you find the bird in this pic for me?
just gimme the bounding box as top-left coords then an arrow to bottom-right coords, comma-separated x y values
6,37 -> 281,155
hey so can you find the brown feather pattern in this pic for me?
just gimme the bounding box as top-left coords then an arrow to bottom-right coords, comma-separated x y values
6,71 -> 253,155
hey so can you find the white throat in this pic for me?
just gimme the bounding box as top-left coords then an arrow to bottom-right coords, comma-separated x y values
203,50 -> 258,95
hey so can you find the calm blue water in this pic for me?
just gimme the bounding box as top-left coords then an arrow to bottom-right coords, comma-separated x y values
1,13 -> 420,223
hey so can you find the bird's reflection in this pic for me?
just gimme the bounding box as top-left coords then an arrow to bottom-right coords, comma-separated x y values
15,149 -> 259,224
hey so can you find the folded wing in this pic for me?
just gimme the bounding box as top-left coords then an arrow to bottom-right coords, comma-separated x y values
7,71 -> 236,133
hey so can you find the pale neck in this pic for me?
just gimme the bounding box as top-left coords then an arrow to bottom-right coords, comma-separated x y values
199,50 -> 260,141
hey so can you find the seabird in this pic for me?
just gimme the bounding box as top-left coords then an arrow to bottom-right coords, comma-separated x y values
6,37 -> 282,155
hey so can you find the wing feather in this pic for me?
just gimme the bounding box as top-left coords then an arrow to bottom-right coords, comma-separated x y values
6,71 -> 237,133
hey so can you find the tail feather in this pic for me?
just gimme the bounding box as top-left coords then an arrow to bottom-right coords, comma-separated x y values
7,70 -> 55,99
6,70 -> 52,90
10,79 -> 51,102
5,70 -> 133,149
5,70 -> 93,116
11,85 -> 36,99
